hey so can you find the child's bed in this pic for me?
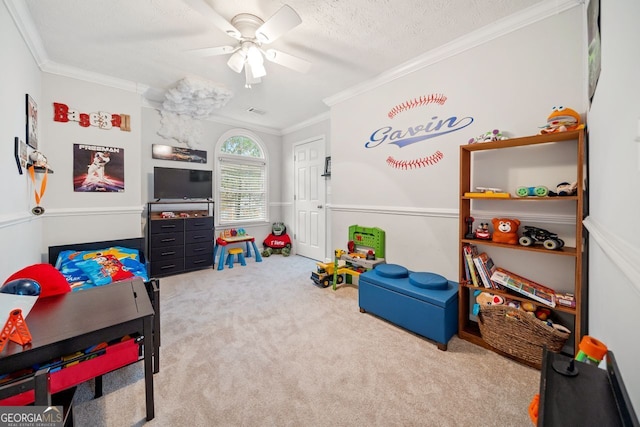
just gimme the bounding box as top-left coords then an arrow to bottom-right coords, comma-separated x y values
48,237 -> 160,374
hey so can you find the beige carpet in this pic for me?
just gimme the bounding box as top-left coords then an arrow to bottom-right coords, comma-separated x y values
72,255 -> 539,426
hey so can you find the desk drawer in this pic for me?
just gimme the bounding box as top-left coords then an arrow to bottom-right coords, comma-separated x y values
151,259 -> 185,277
151,245 -> 184,261
185,216 -> 213,231
150,219 -> 184,234
151,232 -> 184,248
0,338 -> 139,406
186,229 -> 214,244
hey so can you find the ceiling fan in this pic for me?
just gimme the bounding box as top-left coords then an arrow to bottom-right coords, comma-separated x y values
184,0 -> 311,88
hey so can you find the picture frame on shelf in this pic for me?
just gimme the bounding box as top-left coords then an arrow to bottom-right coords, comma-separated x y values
14,137 -> 27,174
25,94 -> 38,149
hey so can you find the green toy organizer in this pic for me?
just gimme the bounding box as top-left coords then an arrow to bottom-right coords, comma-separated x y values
348,225 -> 385,259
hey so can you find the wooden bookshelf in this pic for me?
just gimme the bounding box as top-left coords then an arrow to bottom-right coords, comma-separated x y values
458,130 -> 587,368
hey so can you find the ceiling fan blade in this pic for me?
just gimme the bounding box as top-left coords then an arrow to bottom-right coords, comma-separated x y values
255,5 -> 302,44
183,0 -> 241,39
264,49 -> 311,73
189,46 -> 237,57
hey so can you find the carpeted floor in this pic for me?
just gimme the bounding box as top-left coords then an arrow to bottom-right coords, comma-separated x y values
72,255 -> 539,426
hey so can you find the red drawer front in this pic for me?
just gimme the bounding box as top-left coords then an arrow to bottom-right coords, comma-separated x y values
0,338 -> 139,406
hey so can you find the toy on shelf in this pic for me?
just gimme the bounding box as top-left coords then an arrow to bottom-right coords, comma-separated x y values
262,222 -> 292,257
538,105 -> 585,135
474,223 -> 491,240
464,216 -> 475,239
575,336 -> 608,366
472,290 -> 504,316
491,218 -> 520,245
548,181 -> 577,197
464,187 -> 511,198
516,186 -> 549,197
160,211 -> 176,218
518,226 -> 565,250
468,129 -> 508,144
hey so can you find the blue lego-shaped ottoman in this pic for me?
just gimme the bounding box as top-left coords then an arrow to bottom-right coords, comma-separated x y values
358,264 -> 459,350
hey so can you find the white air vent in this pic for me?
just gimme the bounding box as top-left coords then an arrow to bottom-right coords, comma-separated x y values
246,107 -> 266,115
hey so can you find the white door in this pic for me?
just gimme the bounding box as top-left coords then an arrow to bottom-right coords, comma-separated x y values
294,137 -> 325,261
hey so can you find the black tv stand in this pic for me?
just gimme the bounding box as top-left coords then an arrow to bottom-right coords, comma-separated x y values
146,201 -> 214,277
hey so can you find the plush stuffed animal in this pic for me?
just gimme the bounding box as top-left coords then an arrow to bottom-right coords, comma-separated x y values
472,290 -> 505,315
491,218 -> 521,245
262,222 -> 292,257
539,106 -> 585,134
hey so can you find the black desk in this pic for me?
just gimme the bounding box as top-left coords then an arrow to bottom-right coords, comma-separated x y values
0,278 -> 155,421
538,349 -> 638,426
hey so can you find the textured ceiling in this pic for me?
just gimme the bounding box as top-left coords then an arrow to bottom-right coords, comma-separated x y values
15,0 -> 543,132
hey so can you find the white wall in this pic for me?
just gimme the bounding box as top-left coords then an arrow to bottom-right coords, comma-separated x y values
140,107 -> 283,245
330,7 -> 584,279
586,0 -> 640,411
40,73 -> 144,252
0,1 -> 43,280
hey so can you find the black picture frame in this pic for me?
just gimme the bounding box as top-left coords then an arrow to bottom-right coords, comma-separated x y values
25,94 -> 38,149
14,137 -> 27,175
151,144 -> 207,163
323,156 -> 331,176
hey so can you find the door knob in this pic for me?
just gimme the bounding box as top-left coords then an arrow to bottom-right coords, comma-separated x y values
317,205 -> 323,209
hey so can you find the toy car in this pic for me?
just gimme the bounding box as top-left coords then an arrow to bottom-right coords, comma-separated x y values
516,186 -> 549,197
518,226 -> 564,250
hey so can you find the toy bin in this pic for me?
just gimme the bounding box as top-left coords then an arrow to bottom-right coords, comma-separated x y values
0,337 -> 140,406
359,264 -> 458,350
477,304 -> 569,368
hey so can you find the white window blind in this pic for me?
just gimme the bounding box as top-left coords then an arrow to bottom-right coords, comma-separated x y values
218,158 -> 266,223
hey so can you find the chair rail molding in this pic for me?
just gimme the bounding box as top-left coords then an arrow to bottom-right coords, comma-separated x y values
583,216 -> 640,297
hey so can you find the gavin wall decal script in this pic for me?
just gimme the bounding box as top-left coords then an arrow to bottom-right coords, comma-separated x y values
364,93 -> 474,169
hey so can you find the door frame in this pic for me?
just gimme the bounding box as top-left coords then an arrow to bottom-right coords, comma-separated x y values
292,135 -> 327,261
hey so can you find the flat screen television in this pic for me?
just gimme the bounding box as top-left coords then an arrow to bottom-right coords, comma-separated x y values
153,166 -> 212,200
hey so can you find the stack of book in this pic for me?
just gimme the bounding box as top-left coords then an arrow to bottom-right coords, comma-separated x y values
462,244 -> 501,290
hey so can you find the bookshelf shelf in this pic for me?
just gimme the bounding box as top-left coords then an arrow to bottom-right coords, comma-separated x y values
458,129 -> 587,368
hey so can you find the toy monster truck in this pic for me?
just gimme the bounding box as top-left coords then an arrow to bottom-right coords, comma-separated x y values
518,226 -> 564,250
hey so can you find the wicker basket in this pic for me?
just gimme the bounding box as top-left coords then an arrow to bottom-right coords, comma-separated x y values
478,304 -> 570,368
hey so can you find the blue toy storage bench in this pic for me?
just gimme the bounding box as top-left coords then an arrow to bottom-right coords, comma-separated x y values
359,264 -> 458,350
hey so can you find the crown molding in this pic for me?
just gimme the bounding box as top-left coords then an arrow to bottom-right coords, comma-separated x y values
42,61 -> 149,95
282,111 -> 330,135
4,0 -> 47,66
323,0 -> 582,107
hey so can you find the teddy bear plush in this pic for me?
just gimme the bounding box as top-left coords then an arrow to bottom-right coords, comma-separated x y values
491,218 -> 520,245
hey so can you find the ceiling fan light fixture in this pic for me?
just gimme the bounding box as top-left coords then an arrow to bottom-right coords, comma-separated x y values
245,64 -> 263,85
227,50 -> 246,73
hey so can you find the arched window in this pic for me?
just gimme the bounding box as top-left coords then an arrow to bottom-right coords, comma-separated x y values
215,130 -> 268,225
